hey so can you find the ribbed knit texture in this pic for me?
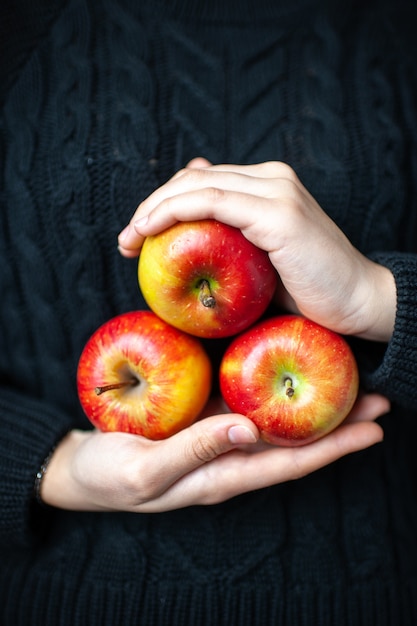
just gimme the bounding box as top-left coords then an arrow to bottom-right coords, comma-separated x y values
1,0 -> 417,624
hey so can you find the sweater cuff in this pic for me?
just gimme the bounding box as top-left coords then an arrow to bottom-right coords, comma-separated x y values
363,251 -> 417,408
0,387 -> 75,547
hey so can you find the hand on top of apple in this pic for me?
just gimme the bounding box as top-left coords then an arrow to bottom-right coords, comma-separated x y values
118,159 -> 396,344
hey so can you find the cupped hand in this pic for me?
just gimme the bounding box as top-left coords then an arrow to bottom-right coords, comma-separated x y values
41,393 -> 387,513
118,160 -> 396,342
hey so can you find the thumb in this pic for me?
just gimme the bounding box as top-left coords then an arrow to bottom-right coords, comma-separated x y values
156,414 -> 259,484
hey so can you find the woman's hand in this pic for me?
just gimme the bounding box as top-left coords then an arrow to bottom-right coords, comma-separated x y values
118,161 -> 396,342
41,393 -> 387,512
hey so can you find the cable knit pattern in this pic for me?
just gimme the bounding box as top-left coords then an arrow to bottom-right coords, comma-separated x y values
1,1 -> 417,624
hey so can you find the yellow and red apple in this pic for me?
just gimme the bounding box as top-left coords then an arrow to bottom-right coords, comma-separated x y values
219,314 -> 359,446
138,219 -> 277,338
77,310 -> 212,439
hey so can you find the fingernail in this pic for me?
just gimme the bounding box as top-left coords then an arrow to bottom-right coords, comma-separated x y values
228,425 -> 257,445
118,225 -> 129,243
134,215 -> 149,231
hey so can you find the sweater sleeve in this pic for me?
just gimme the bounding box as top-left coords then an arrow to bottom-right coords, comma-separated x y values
0,387 -> 76,548
359,251 -> 417,409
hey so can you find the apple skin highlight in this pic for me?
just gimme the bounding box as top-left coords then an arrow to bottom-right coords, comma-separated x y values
77,310 -> 212,440
220,315 -> 359,446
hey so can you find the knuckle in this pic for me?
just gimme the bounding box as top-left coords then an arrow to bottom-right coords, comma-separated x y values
173,167 -> 188,179
183,167 -> 209,184
172,167 -> 207,185
188,435 -> 221,463
118,455 -> 160,505
264,160 -> 298,182
161,194 -> 178,213
279,163 -> 298,182
206,186 -> 226,204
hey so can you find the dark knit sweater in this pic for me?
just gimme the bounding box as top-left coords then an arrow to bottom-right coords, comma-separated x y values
1,0 -> 417,624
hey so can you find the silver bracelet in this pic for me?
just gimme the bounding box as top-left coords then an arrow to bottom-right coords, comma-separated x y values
34,445 -> 57,506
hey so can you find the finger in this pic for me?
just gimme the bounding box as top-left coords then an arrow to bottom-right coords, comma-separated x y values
172,161 -> 292,181
344,393 -> 390,423
133,187 -> 281,253
216,420 -> 384,497
118,163 -> 298,253
141,414 -> 259,496
139,167 -> 280,217
227,420 -> 382,498
139,420 -> 384,511
118,159 -> 212,255
118,185 -> 271,256
117,240 -> 142,258
270,420 -> 384,483
118,159 -> 212,256
186,161 -> 298,179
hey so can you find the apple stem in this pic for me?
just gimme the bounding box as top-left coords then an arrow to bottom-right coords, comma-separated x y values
284,377 -> 295,398
199,279 -> 216,308
95,379 -> 139,396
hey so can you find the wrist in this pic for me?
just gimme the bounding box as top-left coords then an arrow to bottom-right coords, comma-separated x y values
356,261 -> 396,342
34,443 -> 58,506
39,429 -> 91,509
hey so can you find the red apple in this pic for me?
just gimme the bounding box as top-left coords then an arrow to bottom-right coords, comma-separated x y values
138,219 -> 277,338
77,310 -> 212,439
219,315 -> 359,446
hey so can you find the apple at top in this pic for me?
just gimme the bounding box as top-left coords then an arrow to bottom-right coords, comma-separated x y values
219,315 -> 359,446
138,219 -> 277,338
77,310 -> 212,440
